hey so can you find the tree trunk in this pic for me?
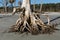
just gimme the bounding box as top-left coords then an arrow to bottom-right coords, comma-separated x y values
4,0 -> 7,13
40,0 -> 43,12
21,0 -> 31,17
11,3 -> 13,12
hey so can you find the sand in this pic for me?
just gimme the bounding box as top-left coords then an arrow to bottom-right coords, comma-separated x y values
0,13 -> 60,40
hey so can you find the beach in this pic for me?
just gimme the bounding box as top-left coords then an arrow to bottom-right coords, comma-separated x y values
0,13 -> 60,40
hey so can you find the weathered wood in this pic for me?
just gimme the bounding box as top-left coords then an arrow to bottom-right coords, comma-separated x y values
9,0 -> 58,35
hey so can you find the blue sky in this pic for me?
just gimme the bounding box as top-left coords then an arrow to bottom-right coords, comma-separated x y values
31,0 -> 60,4
0,0 -> 60,7
16,0 -> 60,6
16,0 -> 60,4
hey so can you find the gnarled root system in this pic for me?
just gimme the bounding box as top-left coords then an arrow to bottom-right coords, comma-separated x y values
9,12 -> 59,35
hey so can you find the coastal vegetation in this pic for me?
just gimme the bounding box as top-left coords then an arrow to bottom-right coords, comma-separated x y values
0,3 -> 60,13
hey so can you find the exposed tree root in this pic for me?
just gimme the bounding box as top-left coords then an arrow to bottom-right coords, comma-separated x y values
8,12 -> 59,35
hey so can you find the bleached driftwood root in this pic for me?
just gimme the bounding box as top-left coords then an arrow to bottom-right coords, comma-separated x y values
8,0 -> 59,35
8,10 -> 58,35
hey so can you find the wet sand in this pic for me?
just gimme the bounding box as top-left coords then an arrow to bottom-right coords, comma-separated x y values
0,13 -> 60,40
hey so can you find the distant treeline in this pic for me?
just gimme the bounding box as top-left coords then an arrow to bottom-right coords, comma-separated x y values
0,7 -> 13,13
31,3 -> 60,12
0,3 -> 60,13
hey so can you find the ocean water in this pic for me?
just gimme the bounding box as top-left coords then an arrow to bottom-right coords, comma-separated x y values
0,14 -> 60,40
